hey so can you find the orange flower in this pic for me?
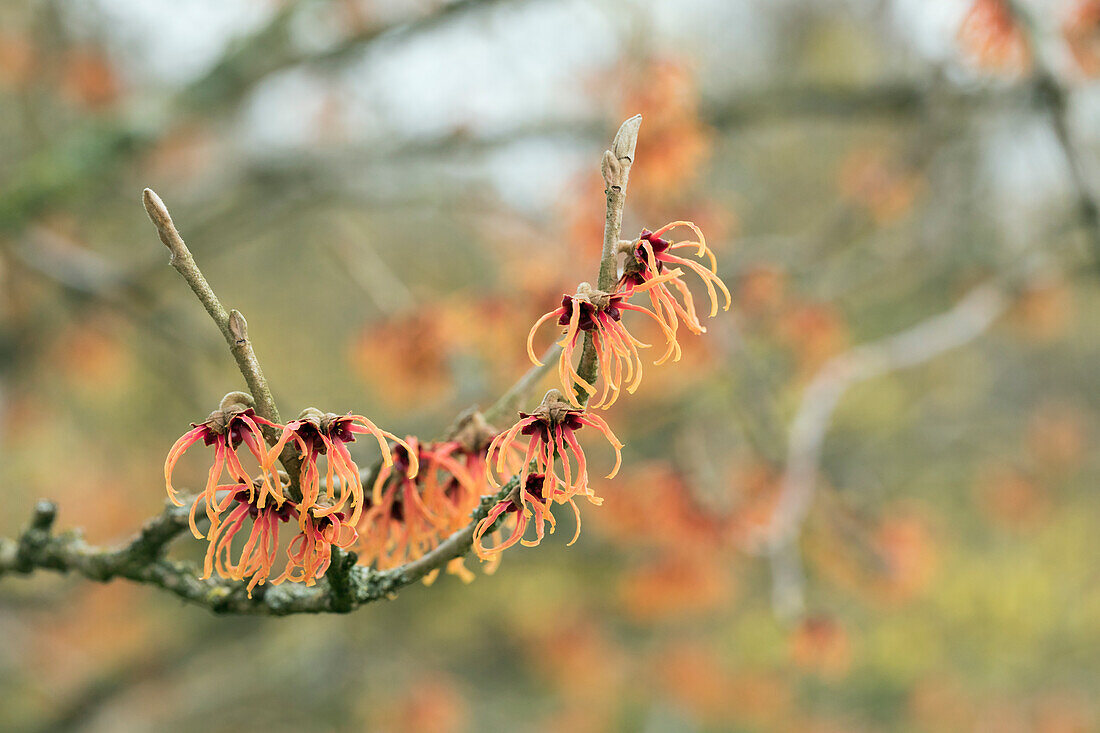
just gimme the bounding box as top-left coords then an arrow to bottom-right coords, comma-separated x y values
616,58 -> 713,202
351,308 -> 454,409
276,506 -> 357,586
472,473 -> 558,558
617,553 -> 734,622
737,265 -> 787,315
1065,0 -> 1100,76
475,391 -> 622,557
527,284 -> 674,408
620,221 -> 730,346
777,302 -> 850,375
789,615 -> 852,679
596,461 -> 728,553
60,46 -> 121,108
353,423 -> 513,581
415,439 -> 484,534
958,0 -> 1031,73
266,408 -> 416,526
837,146 -> 921,224
357,437 -> 453,569
1027,402 -> 1087,471
973,464 -> 1049,532
163,392 -> 282,538
201,484 -> 296,596
486,390 -> 622,504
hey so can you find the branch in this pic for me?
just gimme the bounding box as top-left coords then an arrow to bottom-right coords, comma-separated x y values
3,497 -> 196,583
1003,1 -> 1100,265
141,189 -> 302,484
180,0 -> 517,112
0,480 -> 517,615
0,119 -> 641,615
1036,75 -> 1100,262
747,280 -> 1011,615
574,115 -> 641,401
483,343 -> 562,426
142,190 -> 280,426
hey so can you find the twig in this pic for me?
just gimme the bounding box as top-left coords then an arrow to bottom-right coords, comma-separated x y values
330,229 -> 416,315
0,480 -> 517,615
141,189 -> 302,484
383,480 -> 514,586
142,190 -> 280,428
1003,1 -> 1100,265
1036,74 -> 1100,263
3,496 -> 198,582
574,115 -> 642,401
483,343 -> 562,426
749,280 -> 1010,615
180,0 -> 517,112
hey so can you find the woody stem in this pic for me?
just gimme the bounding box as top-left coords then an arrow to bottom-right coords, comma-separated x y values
142,189 -> 302,489
574,115 -> 642,404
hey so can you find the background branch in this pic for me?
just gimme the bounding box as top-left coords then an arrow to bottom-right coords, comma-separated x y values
749,278 -> 1012,616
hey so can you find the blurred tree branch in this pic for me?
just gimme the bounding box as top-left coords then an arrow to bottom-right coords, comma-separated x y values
180,0 -> 522,113
747,275 -> 1018,619
1004,0 -> 1100,266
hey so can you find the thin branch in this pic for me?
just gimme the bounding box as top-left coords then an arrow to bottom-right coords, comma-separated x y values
748,280 -> 1011,615
330,218 -> 416,315
179,0 -> 518,113
3,497 -> 196,583
141,189 -> 302,484
0,480 -> 517,615
483,343 -> 562,426
574,115 -> 642,402
1037,74 -> 1100,263
142,190 -> 280,427
1003,1 -> 1100,265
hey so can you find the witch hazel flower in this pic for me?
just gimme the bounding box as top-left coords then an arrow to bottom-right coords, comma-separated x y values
488,390 -> 622,501
473,473 -> 557,559
430,411 -> 526,531
527,282 -> 675,409
357,437 -> 449,570
411,439 -> 482,535
276,504 -> 358,587
266,408 -> 417,526
414,413 -> 521,582
163,391 -> 283,538
619,221 -> 731,345
202,482 -> 296,597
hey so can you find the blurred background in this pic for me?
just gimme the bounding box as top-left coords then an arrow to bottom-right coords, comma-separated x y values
2,0 -> 1100,730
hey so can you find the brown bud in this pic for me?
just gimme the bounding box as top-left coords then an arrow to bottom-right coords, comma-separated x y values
601,150 -> 620,189
142,188 -> 173,234
296,407 -> 326,425
228,310 -> 248,345
219,391 -> 255,413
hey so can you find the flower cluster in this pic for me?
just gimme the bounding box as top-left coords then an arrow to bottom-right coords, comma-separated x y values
356,412 -> 528,583
164,396 -> 412,595
481,220 -> 726,560
162,217 -> 727,593
474,389 -> 622,559
529,220 -> 727,407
